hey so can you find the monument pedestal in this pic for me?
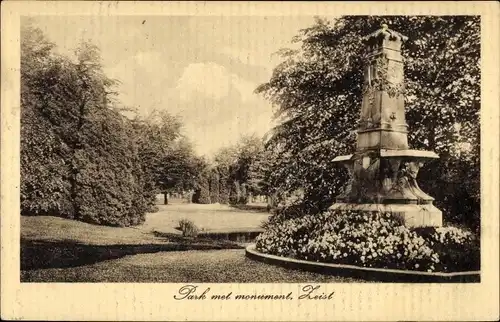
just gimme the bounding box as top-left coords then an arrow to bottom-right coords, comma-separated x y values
332,149 -> 442,228
329,202 -> 442,228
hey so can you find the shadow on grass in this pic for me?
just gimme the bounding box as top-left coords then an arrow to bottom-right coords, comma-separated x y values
228,204 -> 270,213
21,236 -> 243,271
152,231 -> 255,244
160,229 -> 263,243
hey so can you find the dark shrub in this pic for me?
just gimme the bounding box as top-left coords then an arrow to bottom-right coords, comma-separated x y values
193,172 -> 211,204
229,181 -> 240,205
218,174 -> 230,204
239,183 -> 249,204
21,103 -> 74,218
209,169 -> 220,203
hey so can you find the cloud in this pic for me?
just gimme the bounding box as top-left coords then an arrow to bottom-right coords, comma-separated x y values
180,98 -> 274,157
133,51 -> 163,69
175,62 -> 257,102
105,50 -> 164,81
220,46 -> 262,67
104,50 -> 181,114
218,46 -> 282,77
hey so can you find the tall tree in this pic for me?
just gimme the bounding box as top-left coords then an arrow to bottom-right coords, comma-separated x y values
192,164 -> 211,204
20,24 -> 73,216
159,137 -> 201,203
247,146 -> 276,197
132,110 -> 199,205
208,168 -> 221,204
212,135 -> 265,204
21,24 -> 150,226
213,146 -> 239,204
234,134 -> 265,187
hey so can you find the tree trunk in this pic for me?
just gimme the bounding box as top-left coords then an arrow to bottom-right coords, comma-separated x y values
164,192 -> 169,205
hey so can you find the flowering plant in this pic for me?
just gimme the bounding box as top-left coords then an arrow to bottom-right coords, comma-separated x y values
256,210 -> 479,272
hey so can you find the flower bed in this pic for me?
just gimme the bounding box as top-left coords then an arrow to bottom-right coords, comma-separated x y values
255,210 -> 479,273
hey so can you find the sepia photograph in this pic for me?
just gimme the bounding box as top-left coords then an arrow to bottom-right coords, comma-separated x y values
1,1 -> 499,321
19,14 -> 481,283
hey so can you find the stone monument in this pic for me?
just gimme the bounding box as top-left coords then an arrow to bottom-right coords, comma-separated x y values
330,24 -> 442,227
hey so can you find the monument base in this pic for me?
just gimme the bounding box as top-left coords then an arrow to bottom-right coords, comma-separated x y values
329,202 -> 442,228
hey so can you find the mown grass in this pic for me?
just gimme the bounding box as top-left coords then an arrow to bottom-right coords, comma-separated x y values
21,215 -> 245,272
142,202 -> 271,234
21,204 -> 359,282
22,249 -> 361,283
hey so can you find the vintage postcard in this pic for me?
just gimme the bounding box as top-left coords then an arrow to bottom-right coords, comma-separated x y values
1,1 -> 499,321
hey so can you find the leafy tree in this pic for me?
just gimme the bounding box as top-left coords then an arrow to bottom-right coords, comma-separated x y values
248,145 -> 277,197
228,181 -> 241,205
21,24 -> 149,226
208,168 -> 220,203
218,171 -> 231,204
193,168 -> 211,204
212,146 -> 238,204
129,116 -> 163,208
20,24 -> 74,217
233,134 -> 264,186
239,182 -> 249,204
132,110 -> 200,205
256,16 -> 480,230
211,134 -> 266,205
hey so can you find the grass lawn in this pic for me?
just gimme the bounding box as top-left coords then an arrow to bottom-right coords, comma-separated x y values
21,249 -> 360,283
141,202 -> 271,234
21,202 -> 360,282
22,202 -> 270,244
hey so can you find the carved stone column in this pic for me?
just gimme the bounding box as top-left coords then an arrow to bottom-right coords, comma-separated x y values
331,24 -> 442,228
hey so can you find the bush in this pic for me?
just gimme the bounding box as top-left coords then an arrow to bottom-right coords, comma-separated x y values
178,219 -> 199,237
209,170 -> 220,203
414,226 -> 480,272
256,210 -> 479,273
239,183 -> 249,204
193,173 -> 211,204
218,175 -> 230,204
229,181 -> 240,205
265,197 -> 327,225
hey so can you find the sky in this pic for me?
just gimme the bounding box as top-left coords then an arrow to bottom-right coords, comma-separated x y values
29,15 -> 318,157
